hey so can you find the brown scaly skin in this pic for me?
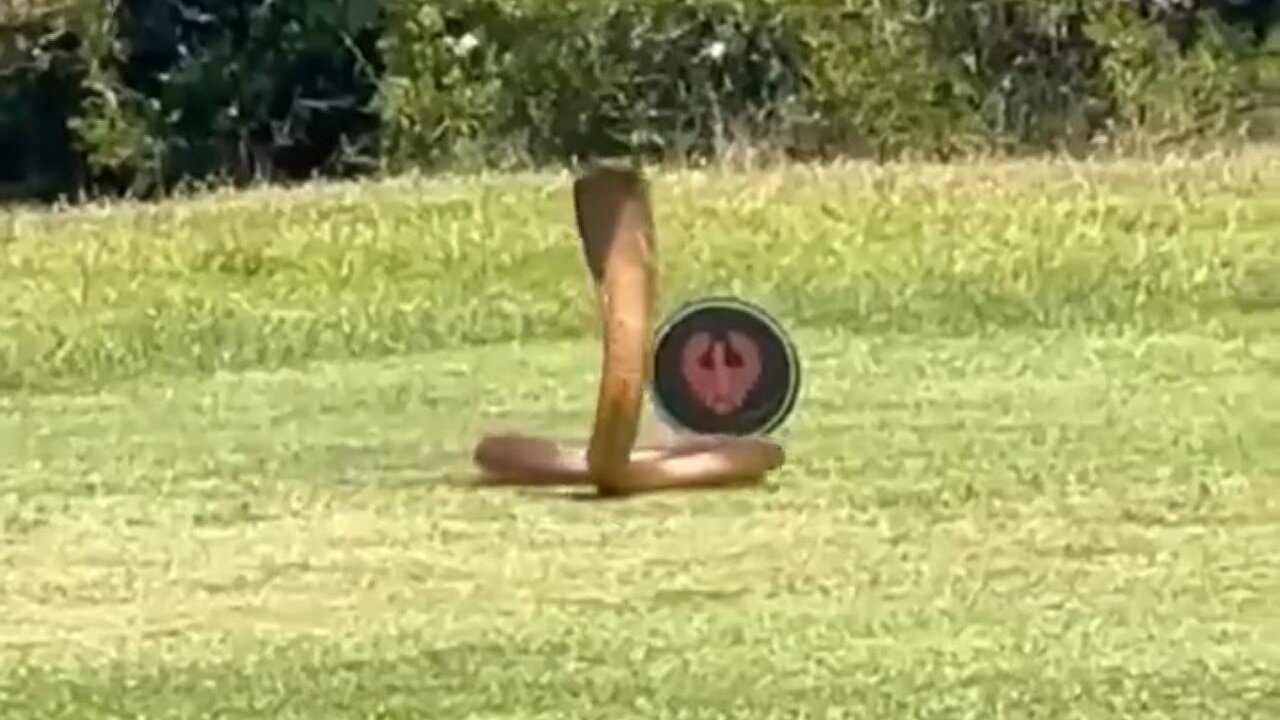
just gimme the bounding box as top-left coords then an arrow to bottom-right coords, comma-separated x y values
473,164 -> 784,497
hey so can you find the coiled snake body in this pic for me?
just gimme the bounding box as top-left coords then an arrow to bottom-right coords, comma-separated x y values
473,165 -> 785,497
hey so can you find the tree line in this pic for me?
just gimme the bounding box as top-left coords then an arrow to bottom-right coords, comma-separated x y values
1,0 -> 1276,204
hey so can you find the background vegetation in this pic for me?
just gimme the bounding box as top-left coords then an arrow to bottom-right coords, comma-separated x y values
2,0 -> 1279,202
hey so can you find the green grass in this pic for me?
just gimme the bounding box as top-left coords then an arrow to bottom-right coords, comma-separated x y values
2,150 -> 1279,718
3,152 -> 1279,392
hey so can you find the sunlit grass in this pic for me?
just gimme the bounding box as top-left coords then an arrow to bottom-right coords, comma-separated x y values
1,149 -> 1278,718
2,150 -> 1278,392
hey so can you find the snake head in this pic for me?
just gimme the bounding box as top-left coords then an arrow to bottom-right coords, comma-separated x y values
572,163 -> 656,289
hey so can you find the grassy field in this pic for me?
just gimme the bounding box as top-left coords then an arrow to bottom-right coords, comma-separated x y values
1,150 -> 1279,718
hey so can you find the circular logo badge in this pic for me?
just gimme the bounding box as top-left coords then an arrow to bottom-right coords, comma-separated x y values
650,296 -> 800,437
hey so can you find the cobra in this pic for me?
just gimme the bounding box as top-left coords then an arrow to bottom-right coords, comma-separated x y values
473,165 -> 786,497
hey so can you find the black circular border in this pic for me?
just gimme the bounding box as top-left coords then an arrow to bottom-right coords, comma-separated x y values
649,296 -> 801,437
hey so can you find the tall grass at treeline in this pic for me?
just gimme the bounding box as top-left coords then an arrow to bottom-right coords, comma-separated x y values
2,151 -> 1278,392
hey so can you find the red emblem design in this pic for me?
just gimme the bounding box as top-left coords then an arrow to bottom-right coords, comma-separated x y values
679,330 -> 762,415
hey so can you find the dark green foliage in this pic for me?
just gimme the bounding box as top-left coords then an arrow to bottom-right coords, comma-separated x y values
0,0 -> 1277,203
780,1 -> 1111,158
380,0 -> 1273,167
0,6 -> 94,201
96,0 -> 383,195
379,0 -> 811,168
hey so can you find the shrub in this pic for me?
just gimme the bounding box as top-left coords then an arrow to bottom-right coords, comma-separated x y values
0,0 -> 1274,202
379,0 -> 1270,169
378,0 -> 809,170
0,0 -> 105,201
83,0 -> 383,196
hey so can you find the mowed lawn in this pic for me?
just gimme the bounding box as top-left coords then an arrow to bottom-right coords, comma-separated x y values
1,152 -> 1279,718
